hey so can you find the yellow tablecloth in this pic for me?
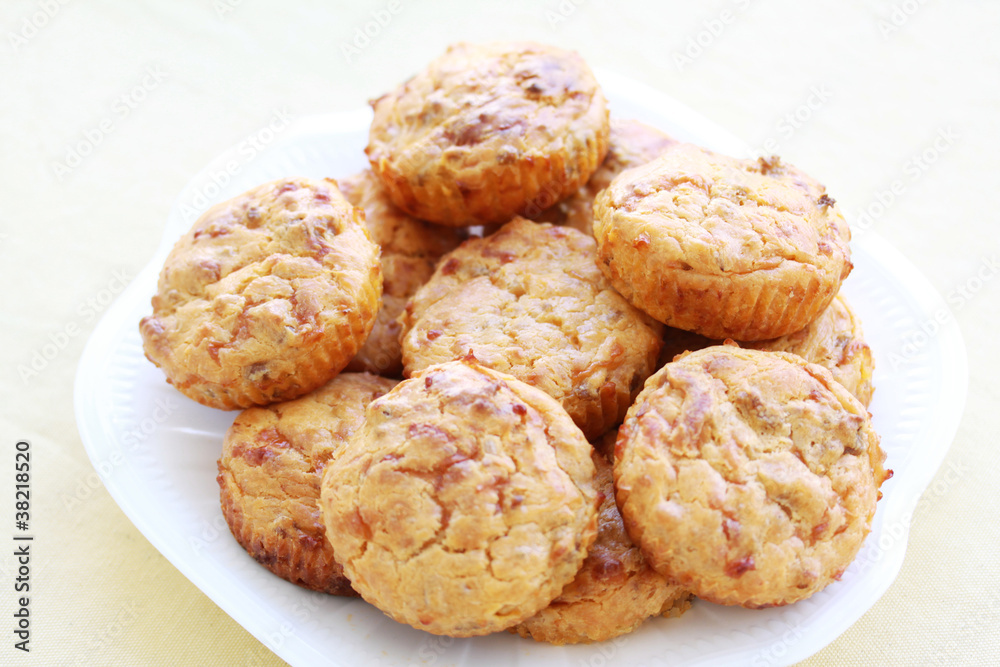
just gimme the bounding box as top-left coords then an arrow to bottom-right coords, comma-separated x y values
2,1 -> 997,664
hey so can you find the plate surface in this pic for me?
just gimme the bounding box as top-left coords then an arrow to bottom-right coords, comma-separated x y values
75,72 -> 967,667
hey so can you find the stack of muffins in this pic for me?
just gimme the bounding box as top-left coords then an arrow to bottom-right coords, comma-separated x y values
139,41 -> 890,646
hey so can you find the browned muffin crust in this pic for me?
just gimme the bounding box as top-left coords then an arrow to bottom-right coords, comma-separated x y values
140,177 -> 382,409
217,373 -> 397,594
614,345 -> 889,608
367,41 -> 610,226
399,217 -> 663,439
320,361 -> 600,637
593,146 -> 852,340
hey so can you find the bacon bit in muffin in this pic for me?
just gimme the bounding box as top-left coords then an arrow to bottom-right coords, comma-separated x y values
725,556 -> 756,578
758,155 -> 780,175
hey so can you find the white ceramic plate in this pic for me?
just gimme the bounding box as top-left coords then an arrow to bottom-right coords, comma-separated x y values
75,71 -> 967,667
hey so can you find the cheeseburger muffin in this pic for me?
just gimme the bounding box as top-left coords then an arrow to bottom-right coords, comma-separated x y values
217,373 -> 397,594
140,177 -> 381,409
614,345 -> 889,608
534,118 -> 678,236
513,444 -> 691,645
320,361 -> 600,636
399,217 -> 663,439
593,146 -> 852,340
366,41 -> 610,226
339,169 -> 463,377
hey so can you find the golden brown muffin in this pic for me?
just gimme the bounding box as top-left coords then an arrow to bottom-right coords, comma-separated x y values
750,294 -> 873,407
339,169 -> 462,377
140,177 -> 382,409
399,217 -> 663,439
532,118 -> 678,236
614,345 -> 890,608
513,446 -> 691,645
366,41 -> 609,226
656,294 -> 874,406
217,373 -> 397,595
319,361 -> 600,637
593,146 -> 852,340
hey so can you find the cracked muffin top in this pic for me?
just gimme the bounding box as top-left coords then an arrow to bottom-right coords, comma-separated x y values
140,177 -> 382,409
593,144 -> 852,340
366,41 -> 609,226
217,372 -> 397,594
614,345 -> 889,608
399,216 -> 663,439
319,360 -> 599,637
